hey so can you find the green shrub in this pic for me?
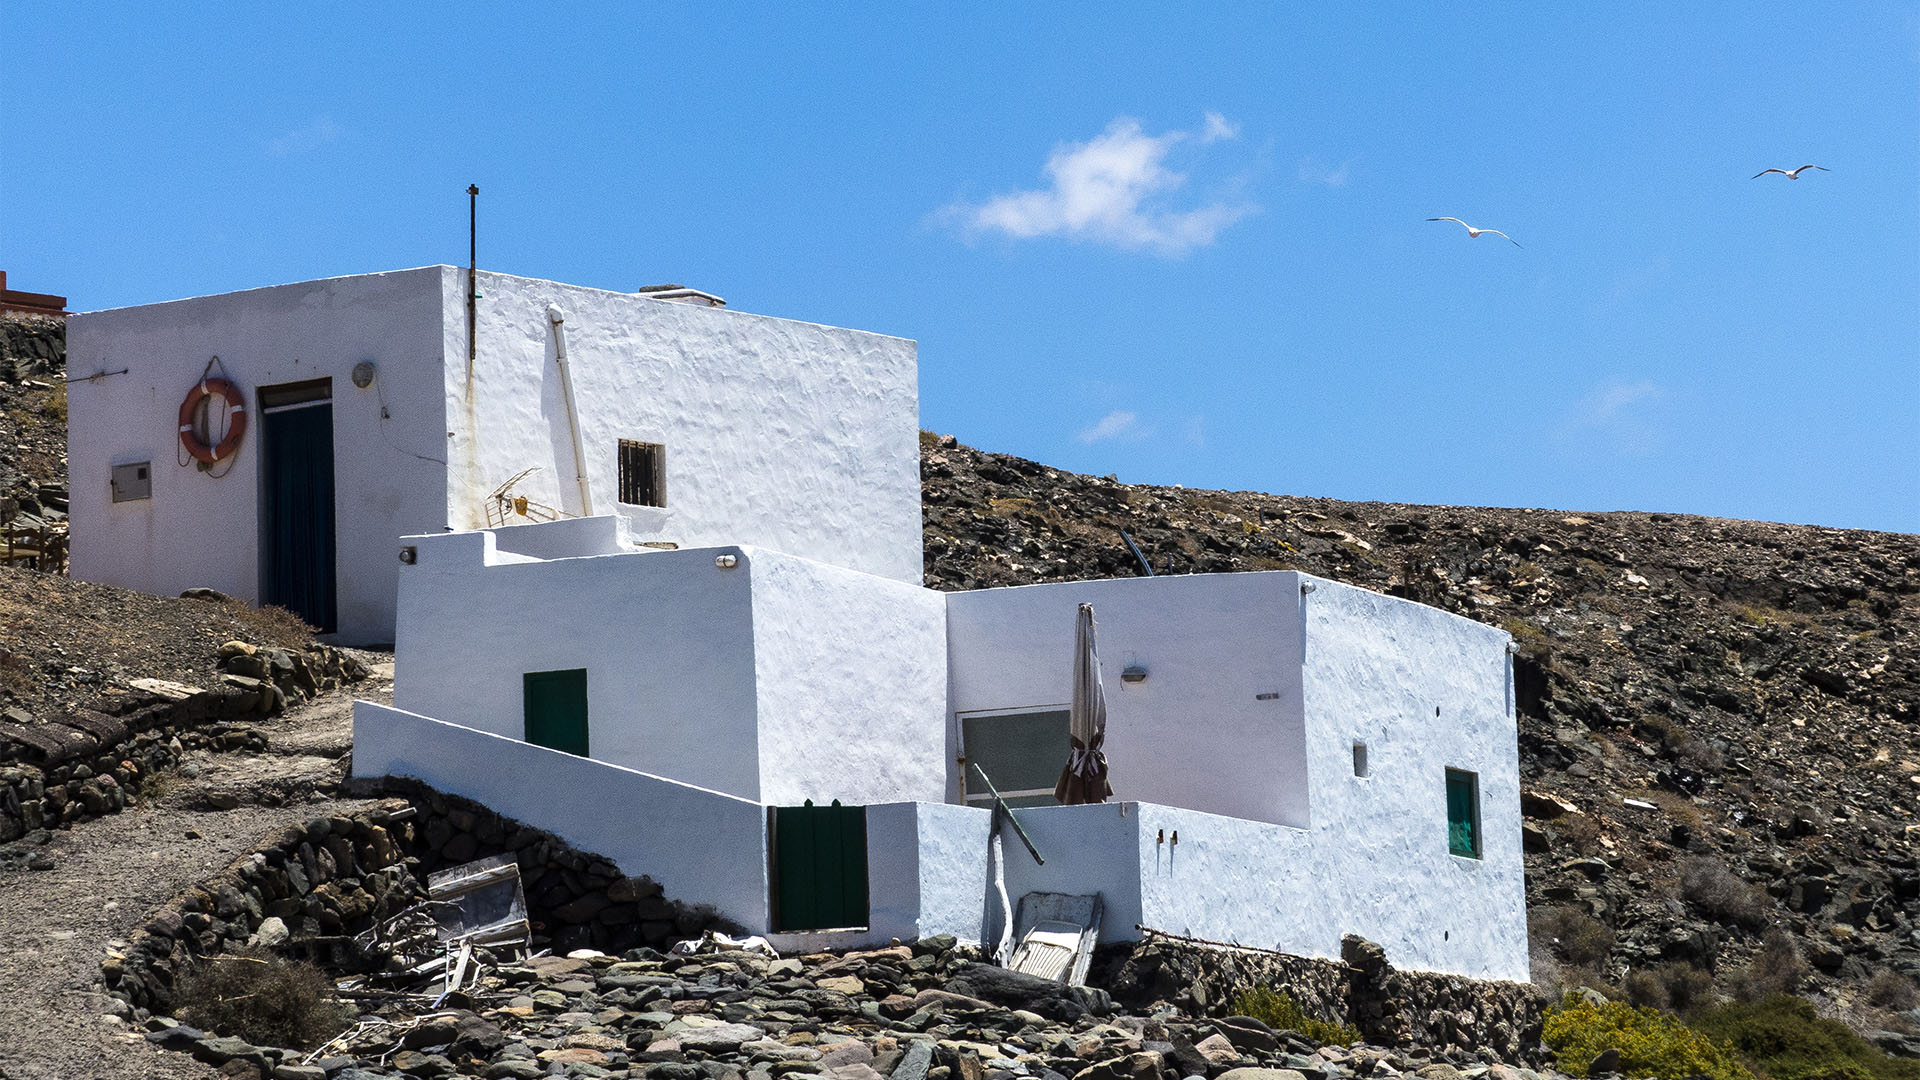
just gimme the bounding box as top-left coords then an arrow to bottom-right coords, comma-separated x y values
174,946 -> 356,1049
1230,985 -> 1361,1047
1693,995 -> 1920,1080
1543,994 -> 1754,1080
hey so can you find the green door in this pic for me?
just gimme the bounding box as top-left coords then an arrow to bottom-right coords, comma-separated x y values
260,398 -> 337,633
523,669 -> 589,756
770,800 -> 868,932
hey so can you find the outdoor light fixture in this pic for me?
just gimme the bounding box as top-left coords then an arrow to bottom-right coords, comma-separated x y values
714,554 -> 738,569
1121,665 -> 1148,684
398,545 -> 417,564
1300,583 -> 1317,595
350,361 -> 377,389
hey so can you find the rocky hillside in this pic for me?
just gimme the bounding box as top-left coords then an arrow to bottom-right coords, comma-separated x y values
922,433 -> 1920,1041
0,314 -> 67,540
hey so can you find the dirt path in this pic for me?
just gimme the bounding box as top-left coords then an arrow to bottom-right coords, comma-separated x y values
0,661 -> 393,1080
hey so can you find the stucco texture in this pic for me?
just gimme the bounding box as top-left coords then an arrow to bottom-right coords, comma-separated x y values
748,550 -> 949,807
946,572 -> 1309,825
352,702 -> 770,930
444,269 -> 923,585
393,532 -> 764,800
67,268 -> 451,644
1297,575 -> 1528,980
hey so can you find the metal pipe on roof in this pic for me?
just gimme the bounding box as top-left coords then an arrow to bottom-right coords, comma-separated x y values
546,305 -> 593,517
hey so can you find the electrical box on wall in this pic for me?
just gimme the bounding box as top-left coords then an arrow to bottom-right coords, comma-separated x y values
110,462 -> 152,503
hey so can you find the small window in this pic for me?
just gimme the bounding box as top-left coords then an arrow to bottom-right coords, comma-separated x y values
1446,768 -> 1481,858
618,440 -> 665,507
1352,741 -> 1369,777
959,709 -> 1070,808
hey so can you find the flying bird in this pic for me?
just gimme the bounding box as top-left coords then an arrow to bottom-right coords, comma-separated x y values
1427,217 -> 1521,247
1751,164 -> 1829,180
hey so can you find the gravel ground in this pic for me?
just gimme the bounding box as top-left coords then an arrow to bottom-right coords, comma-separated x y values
0,662 -> 392,1080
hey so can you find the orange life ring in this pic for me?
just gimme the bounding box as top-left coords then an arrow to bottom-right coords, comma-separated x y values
178,377 -> 248,464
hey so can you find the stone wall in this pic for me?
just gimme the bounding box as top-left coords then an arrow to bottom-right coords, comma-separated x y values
0,313 -> 64,379
109,780 -> 732,1016
1101,935 -> 1547,1064
0,645 -> 363,844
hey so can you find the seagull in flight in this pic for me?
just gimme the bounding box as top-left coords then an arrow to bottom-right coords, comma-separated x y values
1752,164 -> 1829,180
1427,217 -> 1521,247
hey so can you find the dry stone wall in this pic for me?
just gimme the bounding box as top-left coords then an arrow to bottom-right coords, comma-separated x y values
110,781 -> 733,1016
1102,936 -> 1545,1064
0,644 -> 363,847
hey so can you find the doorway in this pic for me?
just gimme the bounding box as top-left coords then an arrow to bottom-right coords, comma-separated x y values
258,379 -> 337,633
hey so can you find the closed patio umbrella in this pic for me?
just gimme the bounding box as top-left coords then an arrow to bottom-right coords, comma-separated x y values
1054,602 -> 1113,805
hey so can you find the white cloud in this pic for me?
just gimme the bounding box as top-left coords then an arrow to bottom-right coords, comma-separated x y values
1079,410 -> 1141,444
1200,112 -> 1239,143
1297,155 -> 1352,187
944,115 -> 1258,255
267,117 -> 343,157
1560,379 -> 1666,457
1181,414 -> 1206,448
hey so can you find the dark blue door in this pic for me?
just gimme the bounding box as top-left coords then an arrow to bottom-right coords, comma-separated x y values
260,399 -> 337,633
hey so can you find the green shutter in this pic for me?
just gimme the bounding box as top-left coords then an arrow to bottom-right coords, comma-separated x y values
1446,768 -> 1480,858
523,669 -> 589,756
770,800 -> 869,931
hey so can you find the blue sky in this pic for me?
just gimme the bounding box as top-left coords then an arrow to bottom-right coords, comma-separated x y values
6,4 -> 1916,532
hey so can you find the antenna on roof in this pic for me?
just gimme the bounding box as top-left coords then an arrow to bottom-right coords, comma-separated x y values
466,184 -> 480,386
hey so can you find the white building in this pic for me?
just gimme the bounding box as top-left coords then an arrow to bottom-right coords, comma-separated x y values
64,268 -> 921,643
71,263 -> 1528,979
353,515 -> 1530,981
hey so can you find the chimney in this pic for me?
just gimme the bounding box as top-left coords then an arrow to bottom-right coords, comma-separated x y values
637,283 -> 726,309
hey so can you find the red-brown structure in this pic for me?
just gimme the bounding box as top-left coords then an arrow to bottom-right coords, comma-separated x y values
0,271 -> 68,318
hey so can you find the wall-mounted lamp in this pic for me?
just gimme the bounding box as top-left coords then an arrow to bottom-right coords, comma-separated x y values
1156,828 -> 1165,844
714,554 -> 738,569
350,361 -> 377,389
398,545 -> 417,565
1121,665 -> 1148,684
1300,582 -> 1317,595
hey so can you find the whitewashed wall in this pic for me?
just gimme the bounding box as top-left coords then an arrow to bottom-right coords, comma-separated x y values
393,524 -> 950,808
442,269 -> 923,585
352,702 -> 770,930
1295,576 -> 1528,981
393,530 -> 764,799
945,573 -> 1310,825
749,551 -> 948,807
66,268 -> 451,644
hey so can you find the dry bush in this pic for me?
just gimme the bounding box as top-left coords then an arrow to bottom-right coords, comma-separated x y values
174,946 -> 355,1049
1729,930 -> 1810,1002
222,600 -> 318,651
1642,790 -> 1707,832
1681,857 -> 1771,928
1624,962 -> 1719,1019
1534,906 -> 1616,967
1866,970 -> 1918,1012
0,649 -> 34,697
1551,813 -> 1604,855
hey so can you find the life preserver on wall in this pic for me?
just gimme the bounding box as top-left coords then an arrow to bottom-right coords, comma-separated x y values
178,377 -> 248,465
